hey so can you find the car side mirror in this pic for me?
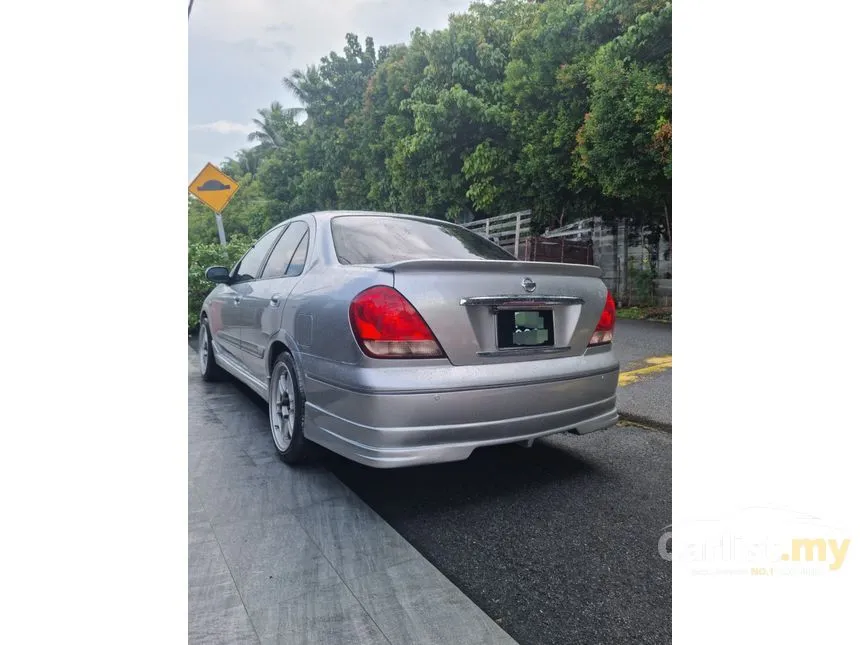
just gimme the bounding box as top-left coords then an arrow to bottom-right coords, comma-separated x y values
205,266 -> 231,284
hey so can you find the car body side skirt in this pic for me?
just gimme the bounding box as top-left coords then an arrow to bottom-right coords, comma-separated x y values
211,341 -> 268,398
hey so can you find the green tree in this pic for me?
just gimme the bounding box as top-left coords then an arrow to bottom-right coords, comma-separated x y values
501,0 -> 637,229
278,34 -> 381,211
190,0 -> 673,248
222,147 -> 264,178
247,101 -> 304,150
576,1 -> 672,237
386,3 -> 537,220
187,235 -> 252,329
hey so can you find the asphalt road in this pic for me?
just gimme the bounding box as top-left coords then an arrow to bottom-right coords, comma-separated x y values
614,319 -> 672,429
613,319 -> 672,369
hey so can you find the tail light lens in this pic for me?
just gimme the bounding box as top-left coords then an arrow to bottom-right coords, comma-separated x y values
589,290 -> 616,346
349,286 -> 445,359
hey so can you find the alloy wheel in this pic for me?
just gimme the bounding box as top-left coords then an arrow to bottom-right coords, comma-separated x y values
270,364 -> 296,451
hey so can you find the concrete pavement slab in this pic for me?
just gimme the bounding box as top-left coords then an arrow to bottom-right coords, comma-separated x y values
348,558 -> 515,645
248,583 -> 389,645
212,514 -> 343,610
188,535 -> 260,644
292,495 -> 424,582
188,346 -> 518,645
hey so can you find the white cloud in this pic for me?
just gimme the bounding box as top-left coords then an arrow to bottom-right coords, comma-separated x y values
189,0 -> 471,72
190,120 -> 254,135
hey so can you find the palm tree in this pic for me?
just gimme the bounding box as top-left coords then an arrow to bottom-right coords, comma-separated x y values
235,148 -> 261,177
247,102 -> 304,150
282,70 -> 311,105
282,68 -> 326,125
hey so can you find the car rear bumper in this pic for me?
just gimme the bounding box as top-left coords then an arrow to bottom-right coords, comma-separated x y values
303,365 -> 620,468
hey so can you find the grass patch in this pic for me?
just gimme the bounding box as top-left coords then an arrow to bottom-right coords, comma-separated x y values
616,306 -> 672,323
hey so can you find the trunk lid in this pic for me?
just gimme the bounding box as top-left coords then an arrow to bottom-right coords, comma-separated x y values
376,259 -> 609,366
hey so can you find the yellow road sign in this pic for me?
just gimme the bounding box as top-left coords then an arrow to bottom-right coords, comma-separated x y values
188,163 -> 240,213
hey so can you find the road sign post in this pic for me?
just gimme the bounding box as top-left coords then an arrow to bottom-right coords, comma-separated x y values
214,213 -> 227,246
188,163 -> 240,248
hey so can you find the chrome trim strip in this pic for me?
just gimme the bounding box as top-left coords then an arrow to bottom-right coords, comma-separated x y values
475,345 -> 571,357
459,295 -> 584,308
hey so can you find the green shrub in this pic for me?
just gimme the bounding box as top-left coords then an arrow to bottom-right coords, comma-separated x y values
188,235 -> 252,331
627,258 -> 657,306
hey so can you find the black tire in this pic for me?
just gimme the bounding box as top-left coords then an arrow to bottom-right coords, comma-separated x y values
268,351 -> 314,465
198,318 -> 224,381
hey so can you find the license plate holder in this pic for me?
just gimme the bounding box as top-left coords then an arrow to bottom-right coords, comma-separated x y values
496,309 -> 554,349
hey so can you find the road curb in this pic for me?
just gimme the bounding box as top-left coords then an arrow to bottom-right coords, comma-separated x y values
618,412 -> 672,432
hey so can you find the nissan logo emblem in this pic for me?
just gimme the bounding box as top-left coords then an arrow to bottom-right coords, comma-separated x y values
521,277 -> 536,293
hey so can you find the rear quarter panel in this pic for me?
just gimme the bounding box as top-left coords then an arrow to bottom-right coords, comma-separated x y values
278,266 -> 394,366
265,216 -> 399,380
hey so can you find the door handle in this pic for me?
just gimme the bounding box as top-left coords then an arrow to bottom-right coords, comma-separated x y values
233,296 -> 241,305
270,295 -> 281,306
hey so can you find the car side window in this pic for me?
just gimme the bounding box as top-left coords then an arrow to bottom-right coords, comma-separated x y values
232,226 -> 285,283
286,231 -> 309,277
261,221 -> 310,279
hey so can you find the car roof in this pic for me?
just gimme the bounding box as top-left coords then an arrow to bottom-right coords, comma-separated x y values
307,210 -> 456,225
262,210 -> 462,236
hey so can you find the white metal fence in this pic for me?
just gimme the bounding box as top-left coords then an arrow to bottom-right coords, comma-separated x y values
462,210 -> 532,258
463,212 -> 671,305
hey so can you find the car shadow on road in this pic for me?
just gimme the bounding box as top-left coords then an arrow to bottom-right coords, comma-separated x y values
323,439 -> 601,518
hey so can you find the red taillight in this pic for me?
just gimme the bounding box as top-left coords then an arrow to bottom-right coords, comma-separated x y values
349,286 -> 445,359
589,290 -> 616,346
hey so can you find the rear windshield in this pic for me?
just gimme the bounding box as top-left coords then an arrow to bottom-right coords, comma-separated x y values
331,215 -> 515,264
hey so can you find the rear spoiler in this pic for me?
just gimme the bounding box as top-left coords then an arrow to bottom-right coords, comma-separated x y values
374,258 -> 603,278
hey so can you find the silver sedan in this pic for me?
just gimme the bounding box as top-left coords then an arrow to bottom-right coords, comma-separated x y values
198,211 -> 619,468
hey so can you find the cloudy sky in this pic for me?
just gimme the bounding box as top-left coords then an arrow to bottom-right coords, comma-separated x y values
188,0 -> 476,181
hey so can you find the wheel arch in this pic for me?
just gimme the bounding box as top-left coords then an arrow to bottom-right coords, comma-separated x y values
265,332 -> 304,380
